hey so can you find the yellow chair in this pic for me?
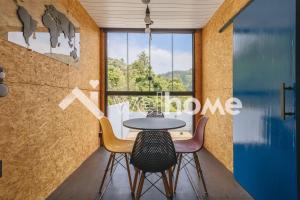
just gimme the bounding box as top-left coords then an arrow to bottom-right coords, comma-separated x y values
98,117 -> 134,196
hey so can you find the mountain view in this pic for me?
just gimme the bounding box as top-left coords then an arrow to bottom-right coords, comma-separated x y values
107,52 -> 192,92
107,52 -> 193,112
160,69 -> 193,91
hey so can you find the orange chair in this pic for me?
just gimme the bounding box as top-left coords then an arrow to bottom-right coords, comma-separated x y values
98,117 -> 134,197
173,116 -> 208,196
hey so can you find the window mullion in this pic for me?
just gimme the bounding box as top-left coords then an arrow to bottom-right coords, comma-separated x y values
149,33 -> 151,92
126,32 -> 129,91
171,33 -> 174,91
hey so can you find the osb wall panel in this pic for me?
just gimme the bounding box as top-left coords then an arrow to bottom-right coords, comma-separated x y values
0,0 -> 79,36
0,0 -> 100,199
202,0 -> 250,171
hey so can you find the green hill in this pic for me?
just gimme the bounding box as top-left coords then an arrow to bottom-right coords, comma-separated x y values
160,69 -> 193,91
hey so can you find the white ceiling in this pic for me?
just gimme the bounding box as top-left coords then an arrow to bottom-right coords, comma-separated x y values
79,0 -> 225,29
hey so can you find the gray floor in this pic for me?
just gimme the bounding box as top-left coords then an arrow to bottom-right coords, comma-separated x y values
47,148 -> 253,200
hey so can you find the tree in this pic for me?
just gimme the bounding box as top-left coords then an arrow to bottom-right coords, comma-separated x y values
129,52 -> 152,91
107,58 -> 127,91
107,51 -> 190,112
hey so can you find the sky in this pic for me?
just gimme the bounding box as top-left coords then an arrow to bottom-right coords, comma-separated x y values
107,32 -> 193,74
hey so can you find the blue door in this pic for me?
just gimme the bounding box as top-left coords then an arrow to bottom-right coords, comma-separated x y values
233,0 -> 297,199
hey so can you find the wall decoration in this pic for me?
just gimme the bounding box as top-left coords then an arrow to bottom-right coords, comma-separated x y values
0,1 -> 80,67
17,6 -> 37,46
42,5 -> 77,60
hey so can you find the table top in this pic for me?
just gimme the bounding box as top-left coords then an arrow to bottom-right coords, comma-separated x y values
123,118 -> 186,130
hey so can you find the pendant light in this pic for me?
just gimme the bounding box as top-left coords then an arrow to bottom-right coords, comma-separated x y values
142,1 -> 153,34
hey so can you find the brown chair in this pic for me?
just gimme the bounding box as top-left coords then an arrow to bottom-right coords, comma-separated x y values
173,116 -> 208,196
98,117 -> 134,197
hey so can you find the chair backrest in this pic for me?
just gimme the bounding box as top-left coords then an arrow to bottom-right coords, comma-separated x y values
146,110 -> 165,118
192,116 -> 209,149
99,117 -> 119,151
131,130 -> 177,173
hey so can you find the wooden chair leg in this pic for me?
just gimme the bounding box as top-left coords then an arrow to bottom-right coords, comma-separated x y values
110,153 -> 116,175
172,153 -> 180,173
124,153 -> 133,193
136,172 -> 145,200
193,153 -> 201,179
99,153 -> 114,194
132,168 -> 139,195
168,168 -> 173,197
162,171 -> 171,199
194,152 -> 208,196
174,154 -> 183,193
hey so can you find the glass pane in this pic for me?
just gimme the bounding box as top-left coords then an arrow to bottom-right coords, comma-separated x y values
161,95 -> 193,138
107,95 -> 193,140
107,32 -> 128,91
128,33 -> 150,91
106,32 -> 194,92
173,34 -> 193,91
107,95 -> 160,139
150,33 -> 172,91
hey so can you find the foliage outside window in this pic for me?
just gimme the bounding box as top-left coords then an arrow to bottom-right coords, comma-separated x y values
107,32 -> 193,93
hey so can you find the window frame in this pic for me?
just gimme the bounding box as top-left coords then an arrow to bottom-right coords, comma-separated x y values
104,29 -> 196,132
105,28 -> 195,95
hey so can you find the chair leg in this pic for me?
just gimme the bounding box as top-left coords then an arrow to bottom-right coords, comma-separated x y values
132,168 -> 139,195
162,171 -> 171,200
172,153 -> 180,173
168,168 -> 173,197
174,153 -> 183,193
136,172 -> 145,200
193,152 -> 208,196
110,153 -> 116,175
124,153 -> 133,193
193,153 -> 201,179
99,153 -> 114,194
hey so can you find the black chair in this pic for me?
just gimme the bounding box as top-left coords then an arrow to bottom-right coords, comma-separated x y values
131,130 -> 177,200
146,110 -> 165,118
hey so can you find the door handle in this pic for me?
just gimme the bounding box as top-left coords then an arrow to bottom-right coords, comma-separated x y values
280,83 -> 295,120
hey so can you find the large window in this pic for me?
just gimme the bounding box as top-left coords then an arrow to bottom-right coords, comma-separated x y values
106,30 -> 194,139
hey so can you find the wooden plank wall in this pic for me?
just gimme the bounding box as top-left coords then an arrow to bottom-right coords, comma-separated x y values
0,0 -> 101,199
